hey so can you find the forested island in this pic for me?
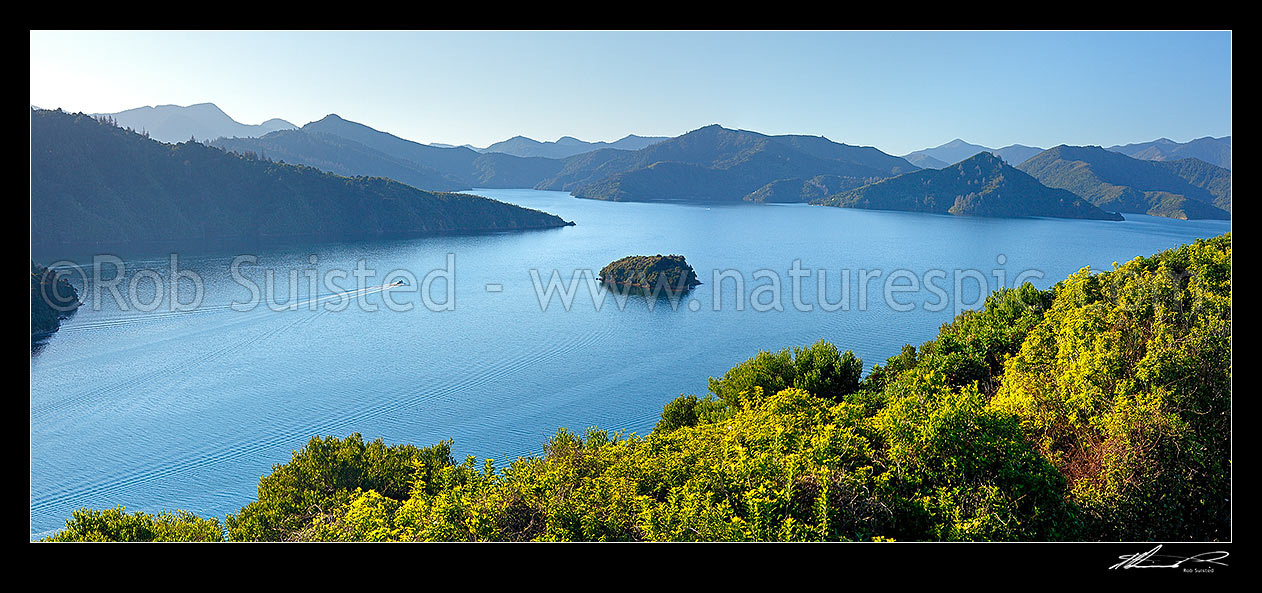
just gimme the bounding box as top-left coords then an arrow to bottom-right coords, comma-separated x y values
44,234 -> 1230,542
30,109 -> 573,255
598,254 -> 701,294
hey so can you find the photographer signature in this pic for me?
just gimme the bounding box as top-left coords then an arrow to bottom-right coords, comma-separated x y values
1109,545 -> 1229,570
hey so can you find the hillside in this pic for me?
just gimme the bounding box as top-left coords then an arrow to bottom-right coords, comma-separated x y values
214,115 -> 564,191
1017,145 -> 1231,219
30,109 -> 573,255
1107,136 -> 1231,170
814,152 -> 1123,220
903,152 -> 951,169
546,124 -> 917,203
483,134 -> 668,159
743,174 -> 870,203
94,103 -> 295,144
902,139 -> 1045,169
992,144 -> 1044,167
46,235 -> 1231,542
31,261 -> 81,338
213,129 -> 467,192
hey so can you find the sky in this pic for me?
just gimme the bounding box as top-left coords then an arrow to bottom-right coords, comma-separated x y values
29,30 -> 1231,156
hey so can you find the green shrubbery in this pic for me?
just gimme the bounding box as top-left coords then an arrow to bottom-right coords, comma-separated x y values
44,234 -> 1230,542
43,507 -> 223,542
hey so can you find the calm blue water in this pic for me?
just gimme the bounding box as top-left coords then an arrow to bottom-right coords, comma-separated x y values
29,189 -> 1230,538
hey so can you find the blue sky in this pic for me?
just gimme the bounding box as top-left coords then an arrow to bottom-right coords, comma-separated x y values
29,30 -> 1231,155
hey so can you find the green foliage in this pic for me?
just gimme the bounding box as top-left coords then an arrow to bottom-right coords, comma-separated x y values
655,394 -> 730,433
870,371 -> 1075,540
43,507 -> 223,542
224,433 -> 454,541
913,283 -> 1055,393
991,234 -> 1231,540
655,394 -> 700,432
598,254 -> 701,293
708,339 -> 863,407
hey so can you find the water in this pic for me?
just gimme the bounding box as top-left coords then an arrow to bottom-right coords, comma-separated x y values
29,189 -> 1230,538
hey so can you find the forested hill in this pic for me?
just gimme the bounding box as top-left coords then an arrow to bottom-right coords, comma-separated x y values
482,134 -> 668,159
1017,145 -> 1231,220
212,129 -> 469,192
541,124 -> 918,203
814,152 -> 1123,220
1107,136 -> 1232,170
31,261 -> 80,338
212,115 -> 565,192
30,109 -> 573,255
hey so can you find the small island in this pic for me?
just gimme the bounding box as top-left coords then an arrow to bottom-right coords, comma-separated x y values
599,254 -> 702,295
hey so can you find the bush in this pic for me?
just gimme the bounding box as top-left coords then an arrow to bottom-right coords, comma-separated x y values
43,507 -> 223,542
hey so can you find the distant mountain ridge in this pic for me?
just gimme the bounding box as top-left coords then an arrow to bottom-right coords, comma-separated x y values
903,139 -> 1045,169
99,104 -> 1229,223
30,109 -> 572,255
481,134 -> 668,159
544,124 -> 919,203
1017,145 -> 1231,220
211,114 -> 565,192
1106,136 -> 1231,170
91,103 -> 296,144
814,152 -> 1122,220
213,129 -> 468,192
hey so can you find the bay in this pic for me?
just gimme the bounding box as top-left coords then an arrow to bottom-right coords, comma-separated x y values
29,189 -> 1230,538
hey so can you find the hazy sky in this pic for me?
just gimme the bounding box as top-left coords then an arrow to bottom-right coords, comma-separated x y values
30,30 -> 1231,155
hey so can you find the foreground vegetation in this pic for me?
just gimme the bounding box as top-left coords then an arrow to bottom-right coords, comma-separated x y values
43,235 -> 1230,541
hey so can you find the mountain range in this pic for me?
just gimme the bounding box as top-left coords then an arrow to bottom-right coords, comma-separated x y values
1017,145 -> 1231,220
1106,136 -> 1231,170
92,103 -> 296,144
902,139 -> 1046,169
212,117 -> 1231,221
903,136 -> 1232,173
480,134 -> 669,159
214,119 -> 920,205
814,152 -> 1122,220
212,115 -> 566,192
30,109 -> 571,255
51,102 -> 1230,224
548,124 -> 919,203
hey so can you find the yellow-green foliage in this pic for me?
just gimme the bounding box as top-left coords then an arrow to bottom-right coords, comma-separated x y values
43,507 -> 223,542
224,434 -> 453,542
991,234 -> 1230,540
303,389 -> 894,542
